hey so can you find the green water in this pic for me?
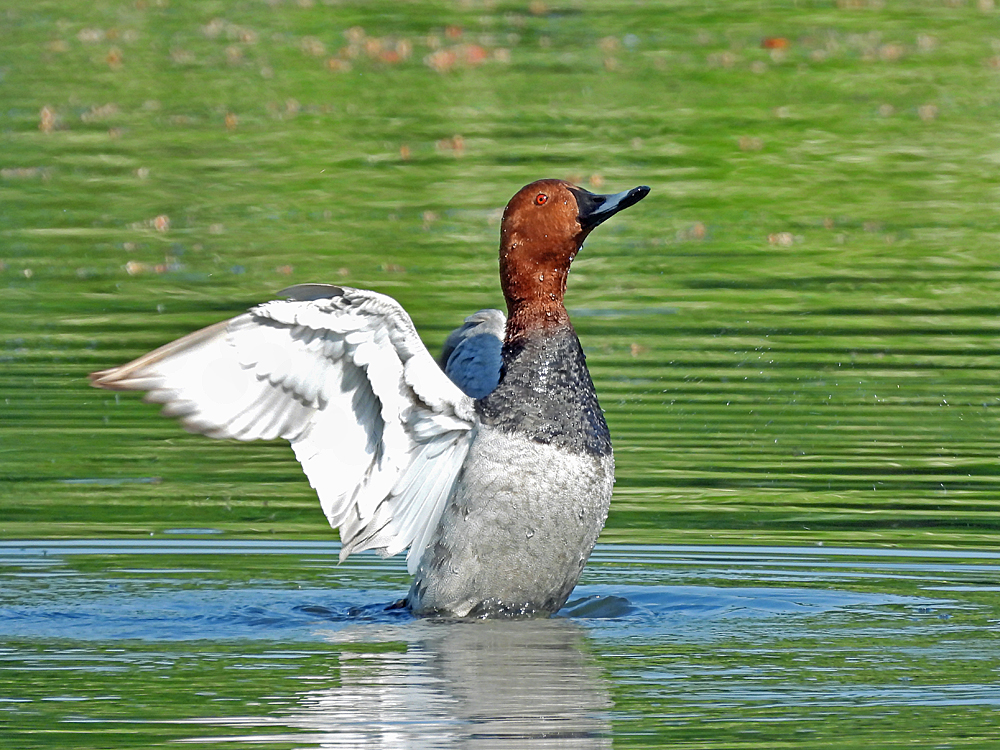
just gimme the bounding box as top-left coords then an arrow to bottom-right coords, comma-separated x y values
2,1 -> 1000,746
3,0 -> 999,547
3,542 -> 1000,748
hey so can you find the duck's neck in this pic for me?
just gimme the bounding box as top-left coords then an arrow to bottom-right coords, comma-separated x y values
505,297 -> 571,341
500,248 -> 574,341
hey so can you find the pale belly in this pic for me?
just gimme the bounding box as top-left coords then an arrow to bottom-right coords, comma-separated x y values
408,424 -> 614,617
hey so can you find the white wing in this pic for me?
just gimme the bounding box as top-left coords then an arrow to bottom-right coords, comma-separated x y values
90,284 -> 477,573
440,308 -> 506,399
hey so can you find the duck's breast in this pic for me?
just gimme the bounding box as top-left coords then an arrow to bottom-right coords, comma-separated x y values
409,423 -> 614,617
477,328 -> 612,457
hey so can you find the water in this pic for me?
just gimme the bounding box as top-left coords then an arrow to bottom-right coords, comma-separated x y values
2,541 -> 999,748
5,2 -> 1000,548
4,2 -> 1000,747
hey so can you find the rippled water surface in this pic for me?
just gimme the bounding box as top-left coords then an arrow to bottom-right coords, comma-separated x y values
4,2 -> 1000,747
3,542 -> 1000,748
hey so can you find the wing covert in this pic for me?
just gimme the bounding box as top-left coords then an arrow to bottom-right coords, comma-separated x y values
439,308 -> 506,399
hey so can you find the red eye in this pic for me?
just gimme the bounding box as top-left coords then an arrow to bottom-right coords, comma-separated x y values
534,193 -> 548,206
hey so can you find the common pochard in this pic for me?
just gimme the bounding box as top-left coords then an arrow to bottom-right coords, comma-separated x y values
90,179 -> 650,617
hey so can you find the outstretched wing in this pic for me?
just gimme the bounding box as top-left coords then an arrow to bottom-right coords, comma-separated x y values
90,284 -> 477,573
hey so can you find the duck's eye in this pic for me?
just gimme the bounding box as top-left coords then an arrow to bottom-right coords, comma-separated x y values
534,193 -> 548,206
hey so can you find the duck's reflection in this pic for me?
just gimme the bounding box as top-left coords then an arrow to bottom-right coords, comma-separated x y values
269,618 -> 611,747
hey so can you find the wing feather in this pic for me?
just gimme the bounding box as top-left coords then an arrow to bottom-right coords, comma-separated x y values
90,284 -> 477,569
439,308 -> 506,399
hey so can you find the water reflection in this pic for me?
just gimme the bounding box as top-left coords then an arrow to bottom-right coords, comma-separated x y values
3,542 -> 1000,747
166,619 -> 611,747
235,619 -> 612,748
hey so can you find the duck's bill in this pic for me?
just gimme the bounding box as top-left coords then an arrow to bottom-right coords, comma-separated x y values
572,184 -> 650,231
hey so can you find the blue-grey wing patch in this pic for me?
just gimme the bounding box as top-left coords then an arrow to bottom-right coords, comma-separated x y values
440,309 -> 506,399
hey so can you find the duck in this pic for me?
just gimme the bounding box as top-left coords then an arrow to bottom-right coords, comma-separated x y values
89,179 -> 650,618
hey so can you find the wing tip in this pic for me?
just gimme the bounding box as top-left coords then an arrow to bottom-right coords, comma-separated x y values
89,367 -> 130,391
89,365 -> 167,394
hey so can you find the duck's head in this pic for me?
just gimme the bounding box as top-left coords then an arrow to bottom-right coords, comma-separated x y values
499,179 -> 649,334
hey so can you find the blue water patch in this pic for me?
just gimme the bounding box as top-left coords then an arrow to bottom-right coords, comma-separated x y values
0,542 -> 978,643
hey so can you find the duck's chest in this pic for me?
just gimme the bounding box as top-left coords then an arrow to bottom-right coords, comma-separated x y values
465,326 -> 614,530
475,328 -> 612,456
